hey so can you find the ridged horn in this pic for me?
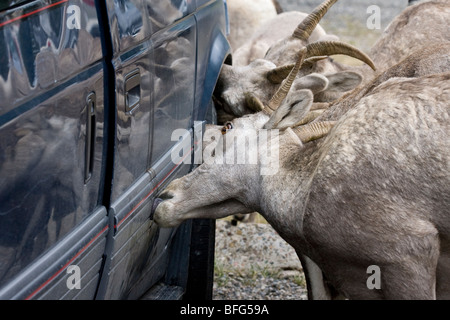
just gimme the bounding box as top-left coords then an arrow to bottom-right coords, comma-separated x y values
266,47 -> 307,111
293,121 -> 336,143
267,57 -> 328,84
310,102 -> 331,110
268,41 -> 376,85
293,109 -> 326,126
306,41 -> 376,71
266,65 -> 294,84
303,55 -> 329,66
293,0 -> 338,40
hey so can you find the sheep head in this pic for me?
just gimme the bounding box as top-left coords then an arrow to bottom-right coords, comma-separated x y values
215,41 -> 375,121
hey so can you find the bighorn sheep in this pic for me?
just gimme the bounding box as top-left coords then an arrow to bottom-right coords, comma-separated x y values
154,63 -> 450,298
270,39 -> 450,296
298,40 -> 450,298
215,0 -> 376,120
226,0 -> 282,51
215,39 -> 373,120
154,39 -> 450,298
155,1 -> 450,298
369,0 -> 450,71
220,0 -> 449,225
316,42 -> 450,123
221,0 -> 450,121
232,11 -> 333,67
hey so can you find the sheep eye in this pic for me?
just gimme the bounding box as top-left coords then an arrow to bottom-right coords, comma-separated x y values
221,122 -> 233,135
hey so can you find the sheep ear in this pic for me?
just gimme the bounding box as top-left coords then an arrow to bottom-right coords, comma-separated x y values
263,90 -> 314,130
263,101 -> 291,129
293,73 -> 329,94
325,71 -> 363,92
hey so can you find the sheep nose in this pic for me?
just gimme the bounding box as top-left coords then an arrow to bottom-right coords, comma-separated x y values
150,198 -> 163,220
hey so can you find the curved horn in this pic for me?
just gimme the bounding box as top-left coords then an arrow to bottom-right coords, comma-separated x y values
267,41 -> 375,85
303,55 -> 329,65
267,47 -> 307,111
293,121 -> 336,143
306,41 -> 376,71
267,57 -> 329,84
293,0 -> 338,40
293,109 -> 326,126
310,102 -> 331,110
266,65 -> 295,84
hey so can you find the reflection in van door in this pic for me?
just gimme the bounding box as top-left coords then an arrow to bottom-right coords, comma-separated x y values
0,0 -> 108,299
97,0 -> 197,300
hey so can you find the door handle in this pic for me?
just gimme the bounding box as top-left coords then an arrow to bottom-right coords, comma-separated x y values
85,92 -> 96,183
125,69 -> 141,114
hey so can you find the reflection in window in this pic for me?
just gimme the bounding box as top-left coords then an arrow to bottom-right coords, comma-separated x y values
146,0 -> 188,32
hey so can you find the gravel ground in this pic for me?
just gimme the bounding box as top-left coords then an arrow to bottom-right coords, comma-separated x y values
213,220 -> 308,300
213,0 -> 414,300
213,274 -> 308,300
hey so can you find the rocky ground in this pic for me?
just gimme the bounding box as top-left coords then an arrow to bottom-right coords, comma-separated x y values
213,220 -> 307,300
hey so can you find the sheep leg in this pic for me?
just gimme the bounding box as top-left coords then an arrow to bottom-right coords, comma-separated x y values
297,252 -> 333,300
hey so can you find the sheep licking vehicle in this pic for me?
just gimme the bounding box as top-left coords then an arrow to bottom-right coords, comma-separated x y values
153,42 -> 450,298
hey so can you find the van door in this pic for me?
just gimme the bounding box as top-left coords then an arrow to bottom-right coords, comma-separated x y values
0,0 -> 108,299
97,0 -> 197,300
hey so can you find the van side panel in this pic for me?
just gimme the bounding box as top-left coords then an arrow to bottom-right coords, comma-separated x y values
0,0 -> 108,299
100,0 -> 197,300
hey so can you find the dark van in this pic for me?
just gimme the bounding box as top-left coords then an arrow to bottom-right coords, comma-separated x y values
0,0 -> 230,300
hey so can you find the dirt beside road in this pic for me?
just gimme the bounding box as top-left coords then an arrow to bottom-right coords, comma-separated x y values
213,220 -> 307,300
